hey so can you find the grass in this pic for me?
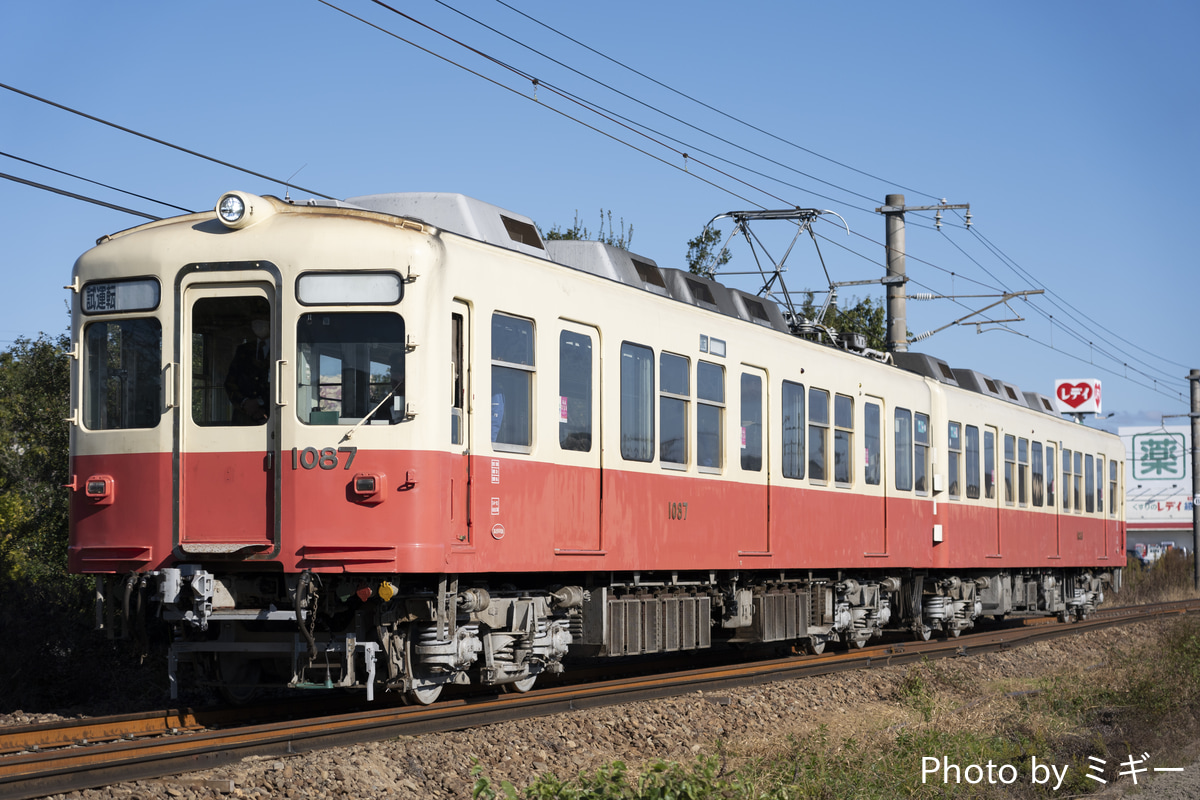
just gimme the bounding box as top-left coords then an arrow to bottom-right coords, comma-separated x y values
474,564 -> 1200,799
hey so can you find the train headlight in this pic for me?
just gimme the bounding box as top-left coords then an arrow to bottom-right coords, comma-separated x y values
215,191 -> 275,230
217,193 -> 245,224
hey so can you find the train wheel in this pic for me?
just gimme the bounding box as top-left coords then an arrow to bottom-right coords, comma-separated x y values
804,637 -> 826,655
404,675 -> 444,706
218,657 -> 261,705
915,625 -> 933,642
502,675 -> 538,694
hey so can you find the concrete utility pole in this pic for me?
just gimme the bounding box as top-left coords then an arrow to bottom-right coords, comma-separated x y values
877,195 -> 970,353
1191,369 -> 1200,591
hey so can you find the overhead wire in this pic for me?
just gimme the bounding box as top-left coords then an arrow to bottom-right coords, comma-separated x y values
1,151 -> 194,214
0,172 -> 160,221
0,82 -> 335,200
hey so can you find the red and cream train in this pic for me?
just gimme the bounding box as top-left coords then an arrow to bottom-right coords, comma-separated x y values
68,190 -> 1123,703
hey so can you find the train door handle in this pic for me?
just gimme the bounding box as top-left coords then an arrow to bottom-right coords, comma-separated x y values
275,359 -> 288,407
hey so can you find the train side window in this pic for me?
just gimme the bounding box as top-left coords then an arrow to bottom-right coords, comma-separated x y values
697,361 -> 724,472
782,380 -> 805,479
984,429 -> 996,500
1046,444 -> 1056,508
296,311 -> 405,426
1062,449 -> 1073,512
620,342 -> 654,462
947,422 -> 962,498
741,373 -> 763,472
895,407 -> 913,492
1085,454 -> 1096,513
559,331 -> 592,452
1108,459 -> 1118,516
864,402 -> 881,486
965,425 -> 981,499
914,412 -> 930,494
1096,455 -> 1104,513
1003,435 -> 1016,506
1018,438 -> 1029,507
490,313 -> 534,451
83,318 -> 163,430
1032,441 -> 1044,507
451,313 -> 464,445
833,394 -> 852,486
1073,451 -> 1083,512
808,388 -> 829,483
659,352 -> 689,467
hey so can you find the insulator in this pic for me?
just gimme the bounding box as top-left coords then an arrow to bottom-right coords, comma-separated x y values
965,211 -> 972,229
934,210 -> 942,230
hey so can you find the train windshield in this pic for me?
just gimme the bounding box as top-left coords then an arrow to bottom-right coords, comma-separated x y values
296,311 -> 405,425
83,318 -> 163,430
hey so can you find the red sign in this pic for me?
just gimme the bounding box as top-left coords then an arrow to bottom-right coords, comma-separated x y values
1053,379 -> 1102,414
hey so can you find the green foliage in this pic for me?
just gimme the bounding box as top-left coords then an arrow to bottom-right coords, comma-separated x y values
542,210 -> 634,250
795,292 -> 888,351
685,225 -> 730,279
1115,549 -> 1197,605
0,332 -> 72,582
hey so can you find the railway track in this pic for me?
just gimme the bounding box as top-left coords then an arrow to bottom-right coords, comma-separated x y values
2,599 -> 1196,800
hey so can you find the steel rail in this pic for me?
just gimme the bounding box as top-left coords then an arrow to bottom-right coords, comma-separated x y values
2,599 -> 1197,800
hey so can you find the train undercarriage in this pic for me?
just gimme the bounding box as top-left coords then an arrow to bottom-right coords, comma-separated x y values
98,566 -> 1117,705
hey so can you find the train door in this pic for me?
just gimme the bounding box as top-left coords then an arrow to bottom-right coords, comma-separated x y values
177,282 -> 278,556
863,396 -> 887,554
451,301 -> 471,547
554,321 -> 601,552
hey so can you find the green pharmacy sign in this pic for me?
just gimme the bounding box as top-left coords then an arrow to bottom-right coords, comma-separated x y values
1132,432 -> 1187,480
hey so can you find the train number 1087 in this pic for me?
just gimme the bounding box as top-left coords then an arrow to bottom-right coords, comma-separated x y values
291,446 -> 358,471
668,501 -> 689,521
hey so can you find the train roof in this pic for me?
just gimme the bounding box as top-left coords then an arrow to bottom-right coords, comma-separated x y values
301,191 -> 1068,419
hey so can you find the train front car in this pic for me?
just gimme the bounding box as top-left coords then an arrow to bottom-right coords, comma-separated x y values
68,192 -> 570,704
69,190 -> 1124,705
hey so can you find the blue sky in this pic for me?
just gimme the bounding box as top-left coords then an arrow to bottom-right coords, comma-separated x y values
2,1 -> 1196,430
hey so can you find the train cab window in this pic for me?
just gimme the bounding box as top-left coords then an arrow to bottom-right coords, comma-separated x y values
808,388 -> 829,483
913,413 -> 930,494
895,407 -> 913,492
947,422 -> 962,498
864,402 -> 881,486
1046,444 -> 1056,508
833,394 -> 852,485
659,353 -> 689,466
490,313 -> 534,450
559,331 -> 592,452
83,318 -> 163,430
1032,441 -> 1044,507
984,429 -> 997,500
782,381 -> 805,479
1073,451 -> 1083,512
1085,454 -> 1096,513
295,312 -> 405,426
1003,435 -> 1016,506
741,373 -> 763,472
1109,460 -> 1118,516
697,361 -> 724,471
1018,438 -> 1029,507
1062,449 -> 1073,512
965,425 -> 981,499
620,342 -> 654,462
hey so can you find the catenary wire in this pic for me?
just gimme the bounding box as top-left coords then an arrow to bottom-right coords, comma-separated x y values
1,172 -> 160,221
0,82 -> 334,200
1,151 -> 194,214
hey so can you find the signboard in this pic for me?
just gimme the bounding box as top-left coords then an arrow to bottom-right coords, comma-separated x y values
1053,379 -> 1102,414
1121,425 -> 1194,526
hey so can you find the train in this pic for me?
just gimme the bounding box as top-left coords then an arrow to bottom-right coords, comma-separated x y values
67,189 -> 1124,704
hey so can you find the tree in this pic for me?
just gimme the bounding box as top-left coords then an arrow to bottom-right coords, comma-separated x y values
685,225 -> 730,279
541,209 -> 633,250
794,292 -> 888,352
0,333 -> 72,581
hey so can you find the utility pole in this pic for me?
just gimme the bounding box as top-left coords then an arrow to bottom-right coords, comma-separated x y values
877,195 -> 970,353
1191,369 -> 1200,591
